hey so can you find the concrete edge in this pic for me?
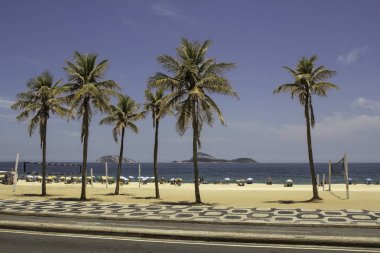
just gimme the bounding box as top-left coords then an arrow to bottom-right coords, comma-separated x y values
0,220 -> 379,248
0,210 -> 379,230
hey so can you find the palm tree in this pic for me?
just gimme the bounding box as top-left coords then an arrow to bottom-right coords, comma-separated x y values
144,87 -> 169,199
11,71 -> 68,196
64,51 -> 119,200
149,38 -> 238,203
273,55 -> 338,200
100,94 -> 145,195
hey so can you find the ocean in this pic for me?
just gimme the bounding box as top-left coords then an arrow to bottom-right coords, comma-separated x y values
0,162 -> 379,184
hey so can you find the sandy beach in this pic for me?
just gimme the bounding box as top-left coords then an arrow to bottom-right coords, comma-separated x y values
1,181 -> 379,210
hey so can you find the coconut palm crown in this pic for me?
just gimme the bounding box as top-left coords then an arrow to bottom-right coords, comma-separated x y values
148,38 -> 238,203
100,94 -> 145,195
11,71 -> 68,196
273,55 -> 338,200
63,51 -> 120,200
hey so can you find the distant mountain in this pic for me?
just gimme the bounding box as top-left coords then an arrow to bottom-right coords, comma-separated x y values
180,152 -> 256,163
96,155 -> 136,163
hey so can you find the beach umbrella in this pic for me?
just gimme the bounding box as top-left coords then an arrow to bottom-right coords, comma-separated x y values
128,176 -> 134,180
150,177 -> 155,180
224,178 -> 231,181
120,176 -> 128,181
170,178 -> 175,181
246,178 -> 253,184
365,178 -> 372,184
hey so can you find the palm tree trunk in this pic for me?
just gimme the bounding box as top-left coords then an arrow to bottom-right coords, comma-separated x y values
115,128 -> 125,195
192,102 -> 201,204
41,117 -> 47,196
305,99 -> 320,200
80,102 -> 89,200
153,119 -> 160,199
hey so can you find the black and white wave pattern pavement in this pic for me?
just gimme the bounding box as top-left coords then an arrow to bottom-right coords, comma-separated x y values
0,200 -> 379,226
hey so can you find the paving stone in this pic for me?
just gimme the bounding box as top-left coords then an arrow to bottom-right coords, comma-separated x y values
0,199 -> 378,227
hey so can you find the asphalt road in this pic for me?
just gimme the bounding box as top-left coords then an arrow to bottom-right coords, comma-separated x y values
1,228 -> 380,253
1,214 -> 379,238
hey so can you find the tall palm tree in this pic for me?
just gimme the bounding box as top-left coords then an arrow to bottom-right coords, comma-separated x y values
11,71 -> 68,196
273,55 -> 338,200
149,38 -> 238,203
144,87 -> 169,199
100,94 -> 145,195
64,51 -> 119,200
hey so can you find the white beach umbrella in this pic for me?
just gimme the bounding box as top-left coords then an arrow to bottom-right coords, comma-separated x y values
128,176 -> 134,180
224,178 -> 231,181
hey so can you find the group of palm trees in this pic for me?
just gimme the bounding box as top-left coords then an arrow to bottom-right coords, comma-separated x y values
11,37 -> 337,203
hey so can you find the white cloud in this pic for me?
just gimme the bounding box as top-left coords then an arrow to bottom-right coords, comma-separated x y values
337,46 -> 367,65
151,3 -> 193,23
0,113 -> 15,121
0,97 -> 14,108
228,112 -> 380,162
353,97 -> 380,111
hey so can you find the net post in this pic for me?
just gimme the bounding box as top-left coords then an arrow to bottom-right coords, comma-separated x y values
328,160 -> 331,191
322,174 -> 325,191
105,162 -> 109,189
344,153 -> 349,199
12,153 -> 19,192
138,163 -> 141,188
317,174 -> 320,187
90,168 -> 94,188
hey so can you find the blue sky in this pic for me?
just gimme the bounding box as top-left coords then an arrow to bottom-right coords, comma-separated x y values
0,0 -> 379,162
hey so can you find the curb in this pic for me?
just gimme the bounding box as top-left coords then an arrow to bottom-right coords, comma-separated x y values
0,220 -> 380,248
0,210 -> 379,230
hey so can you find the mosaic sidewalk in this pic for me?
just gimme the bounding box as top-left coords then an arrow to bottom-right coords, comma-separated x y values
0,199 -> 379,227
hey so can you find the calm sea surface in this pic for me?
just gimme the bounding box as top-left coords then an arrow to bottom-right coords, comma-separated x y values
0,162 -> 379,184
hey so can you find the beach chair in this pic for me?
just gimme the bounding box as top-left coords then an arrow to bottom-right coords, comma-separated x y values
175,178 -> 182,186
47,176 -> 54,183
236,179 -> 245,186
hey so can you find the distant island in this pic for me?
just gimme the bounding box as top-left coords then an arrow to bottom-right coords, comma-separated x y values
96,155 -> 136,163
177,152 -> 256,163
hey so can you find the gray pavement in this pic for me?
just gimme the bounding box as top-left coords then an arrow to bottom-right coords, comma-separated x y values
0,199 -> 379,227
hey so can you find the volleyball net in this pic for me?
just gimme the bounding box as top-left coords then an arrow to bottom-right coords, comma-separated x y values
328,153 -> 350,199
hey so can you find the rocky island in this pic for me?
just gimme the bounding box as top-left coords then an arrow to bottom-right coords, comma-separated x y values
96,155 -> 136,163
178,152 -> 256,163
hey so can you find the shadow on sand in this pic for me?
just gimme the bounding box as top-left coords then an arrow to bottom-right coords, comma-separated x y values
159,201 -> 215,206
328,191 -> 348,200
50,197 -> 100,202
16,194 -> 60,197
264,198 -> 323,205
94,193 -> 133,197
132,196 -> 157,200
